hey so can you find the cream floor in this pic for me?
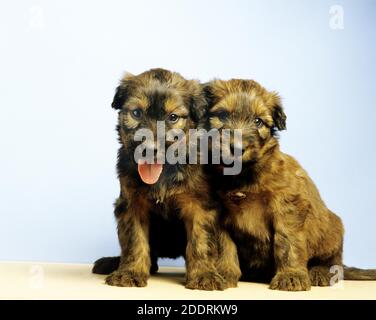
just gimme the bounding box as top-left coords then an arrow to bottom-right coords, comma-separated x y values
0,262 -> 375,300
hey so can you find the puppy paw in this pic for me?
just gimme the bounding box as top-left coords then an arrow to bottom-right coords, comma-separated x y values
220,272 -> 240,288
309,266 -> 331,286
105,270 -> 148,287
269,270 -> 311,291
186,272 -> 225,291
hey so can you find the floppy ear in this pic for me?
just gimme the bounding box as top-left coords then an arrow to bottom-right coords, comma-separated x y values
111,85 -> 128,110
202,83 -> 216,108
269,92 -> 286,130
202,80 -> 228,110
272,103 -> 287,130
189,92 -> 208,124
183,80 -> 208,124
111,73 -> 134,110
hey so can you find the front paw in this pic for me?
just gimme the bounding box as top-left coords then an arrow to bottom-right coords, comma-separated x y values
269,270 -> 311,291
309,266 -> 331,286
220,272 -> 241,288
186,271 -> 225,291
105,270 -> 148,287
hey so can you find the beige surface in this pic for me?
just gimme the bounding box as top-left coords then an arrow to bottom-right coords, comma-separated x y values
0,262 -> 375,300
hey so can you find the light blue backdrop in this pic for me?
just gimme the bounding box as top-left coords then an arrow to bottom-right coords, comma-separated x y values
0,0 -> 375,268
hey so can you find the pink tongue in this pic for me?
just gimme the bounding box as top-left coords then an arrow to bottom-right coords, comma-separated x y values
138,163 -> 163,184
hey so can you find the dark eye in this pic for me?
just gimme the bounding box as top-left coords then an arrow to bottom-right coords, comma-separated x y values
131,108 -> 143,119
254,118 -> 264,128
168,113 -> 179,123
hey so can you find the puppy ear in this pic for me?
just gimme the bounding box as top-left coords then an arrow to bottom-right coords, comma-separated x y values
272,103 -> 287,130
269,92 -> 286,130
202,80 -> 227,109
183,80 -> 208,123
111,72 -> 134,110
189,92 -> 208,124
111,85 -> 127,110
202,83 -> 216,108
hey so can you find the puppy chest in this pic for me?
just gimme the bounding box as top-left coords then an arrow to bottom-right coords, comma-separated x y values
230,229 -> 273,269
224,193 -> 272,241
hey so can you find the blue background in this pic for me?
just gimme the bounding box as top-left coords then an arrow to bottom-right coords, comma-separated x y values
0,0 -> 375,268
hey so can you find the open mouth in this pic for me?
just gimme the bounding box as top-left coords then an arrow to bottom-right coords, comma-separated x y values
137,161 -> 164,185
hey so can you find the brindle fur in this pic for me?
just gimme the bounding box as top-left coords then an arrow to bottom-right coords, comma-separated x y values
204,79 -> 376,291
96,69 -> 240,290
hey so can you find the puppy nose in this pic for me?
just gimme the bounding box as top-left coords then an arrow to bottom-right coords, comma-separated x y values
230,143 -> 245,156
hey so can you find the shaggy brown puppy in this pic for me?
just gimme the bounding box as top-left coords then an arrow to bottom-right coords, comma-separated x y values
204,79 -> 376,291
98,69 -> 240,290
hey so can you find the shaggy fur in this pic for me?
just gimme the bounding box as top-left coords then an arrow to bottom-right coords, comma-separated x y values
93,69 -> 240,290
203,79 -> 376,291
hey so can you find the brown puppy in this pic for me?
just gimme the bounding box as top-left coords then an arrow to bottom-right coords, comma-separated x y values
103,69 -> 240,290
204,79 -> 376,291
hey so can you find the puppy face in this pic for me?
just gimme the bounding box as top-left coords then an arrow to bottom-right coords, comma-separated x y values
204,79 -> 286,164
112,68 -> 207,184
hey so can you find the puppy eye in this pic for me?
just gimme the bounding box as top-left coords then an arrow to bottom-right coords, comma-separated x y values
254,118 -> 264,128
167,113 -> 180,123
131,108 -> 143,119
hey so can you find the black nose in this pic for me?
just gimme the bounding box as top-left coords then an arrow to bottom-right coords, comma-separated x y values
230,144 -> 245,156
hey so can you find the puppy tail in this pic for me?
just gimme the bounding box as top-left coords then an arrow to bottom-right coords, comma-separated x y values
344,266 -> 376,280
92,256 -> 159,274
92,256 -> 120,275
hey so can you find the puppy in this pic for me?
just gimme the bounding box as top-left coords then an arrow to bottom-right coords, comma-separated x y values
97,69 -> 240,290
204,79 -> 376,291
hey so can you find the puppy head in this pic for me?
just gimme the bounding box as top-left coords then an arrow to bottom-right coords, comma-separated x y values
203,79 -> 286,164
111,68 -> 207,184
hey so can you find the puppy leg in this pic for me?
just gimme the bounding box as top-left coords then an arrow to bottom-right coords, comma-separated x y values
309,250 -> 343,287
309,265 -> 333,287
178,198 -> 225,290
216,230 -> 241,288
106,198 -> 151,287
309,212 -> 344,286
270,228 -> 311,291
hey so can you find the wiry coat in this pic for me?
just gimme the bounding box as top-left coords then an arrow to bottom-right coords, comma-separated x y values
94,69 -> 240,290
204,79 -> 376,291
